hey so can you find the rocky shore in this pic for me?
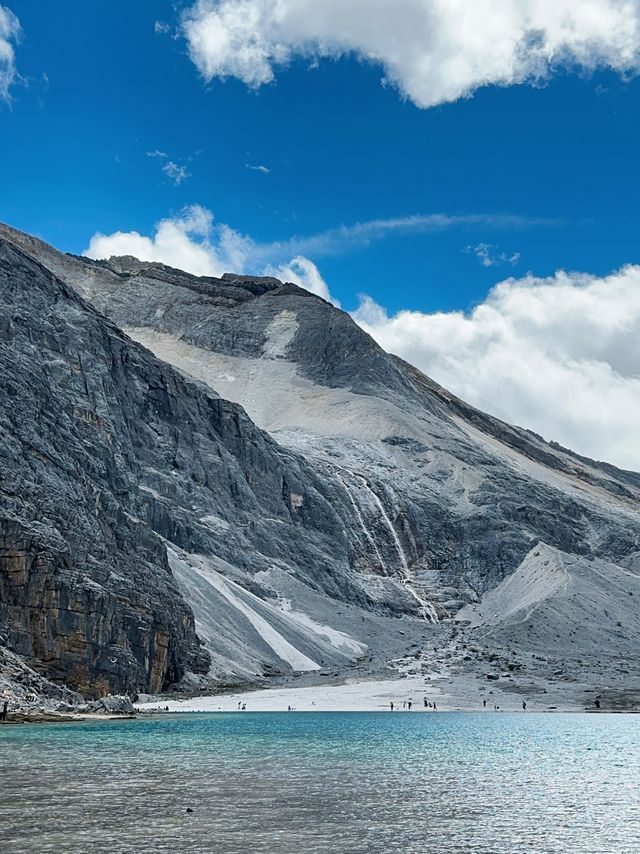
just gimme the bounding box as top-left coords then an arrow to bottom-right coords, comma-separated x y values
1,710 -> 136,725
1,647 -> 137,724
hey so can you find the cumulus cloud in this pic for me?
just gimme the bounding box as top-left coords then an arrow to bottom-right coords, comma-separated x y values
0,4 -> 20,102
267,256 -> 339,305
83,205 -> 329,298
85,205 -> 240,277
181,0 -> 640,108
352,266 -> 640,470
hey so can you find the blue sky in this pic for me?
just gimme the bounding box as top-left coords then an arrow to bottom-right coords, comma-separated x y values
2,0 -> 640,314
2,1 -> 640,468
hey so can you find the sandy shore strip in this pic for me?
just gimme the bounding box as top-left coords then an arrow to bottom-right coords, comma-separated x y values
136,673 -> 567,714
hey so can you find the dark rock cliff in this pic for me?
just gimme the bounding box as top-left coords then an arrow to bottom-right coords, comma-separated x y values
0,239 -> 361,694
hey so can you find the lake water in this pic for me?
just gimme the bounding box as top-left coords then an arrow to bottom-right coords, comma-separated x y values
1,712 -> 638,853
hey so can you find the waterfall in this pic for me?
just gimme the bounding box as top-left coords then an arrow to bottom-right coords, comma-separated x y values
336,465 -> 439,623
336,472 -> 388,574
355,474 -> 409,572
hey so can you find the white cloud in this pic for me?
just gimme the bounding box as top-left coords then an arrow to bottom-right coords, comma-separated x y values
162,161 -> 191,185
181,0 -> 640,108
267,256 -> 340,305
249,212 -> 552,265
147,150 -> 191,185
352,266 -> 640,470
246,163 -> 271,173
84,207 -> 341,306
467,242 -> 521,268
0,4 -> 20,102
85,205 -> 233,277
84,207 -> 339,303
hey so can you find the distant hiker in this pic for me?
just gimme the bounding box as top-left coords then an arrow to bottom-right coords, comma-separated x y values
483,699 -> 487,708
424,697 -> 428,708
390,701 -> 394,711
522,701 -> 527,711
595,698 -> 601,709
237,701 -> 242,711
408,700 -> 412,710
1,700 -> 7,721
433,702 -> 437,711
241,703 -> 246,711
403,700 -> 406,709
287,705 -> 292,711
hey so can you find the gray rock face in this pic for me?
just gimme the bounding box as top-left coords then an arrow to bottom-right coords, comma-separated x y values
1,221 -> 639,694
0,238 -> 368,694
0,241 -> 210,695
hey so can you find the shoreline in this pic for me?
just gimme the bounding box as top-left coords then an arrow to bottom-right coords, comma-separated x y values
5,670 -> 637,725
136,672 -> 627,715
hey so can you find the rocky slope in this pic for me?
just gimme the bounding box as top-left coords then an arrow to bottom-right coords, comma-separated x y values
1,222 -> 639,699
457,542 -> 640,661
0,237 -> 390,695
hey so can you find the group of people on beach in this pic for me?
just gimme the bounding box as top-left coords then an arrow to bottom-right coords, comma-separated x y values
389,697 -> 437,711
388,697 -> 529,711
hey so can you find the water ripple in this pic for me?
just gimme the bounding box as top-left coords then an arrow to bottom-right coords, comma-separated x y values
1,712 -> 638,853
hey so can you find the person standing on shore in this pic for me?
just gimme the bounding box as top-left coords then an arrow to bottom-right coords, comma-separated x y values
390,701 -> 394,711
1,700 -> 8,721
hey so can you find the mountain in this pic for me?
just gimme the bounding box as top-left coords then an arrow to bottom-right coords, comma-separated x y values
1,221 -> 639,701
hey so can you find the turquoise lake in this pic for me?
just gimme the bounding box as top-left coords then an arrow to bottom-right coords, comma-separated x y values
1,712 -> 638,853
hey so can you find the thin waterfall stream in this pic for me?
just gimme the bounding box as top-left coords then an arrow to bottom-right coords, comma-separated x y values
336,465 -> 439,623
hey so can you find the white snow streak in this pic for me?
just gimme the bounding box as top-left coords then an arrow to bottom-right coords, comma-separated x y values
177,553 -> 320,671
